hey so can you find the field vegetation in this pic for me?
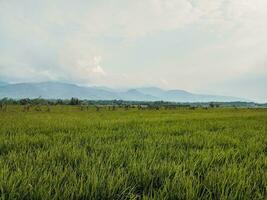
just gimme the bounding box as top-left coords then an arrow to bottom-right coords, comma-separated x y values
0,105 -> 267,199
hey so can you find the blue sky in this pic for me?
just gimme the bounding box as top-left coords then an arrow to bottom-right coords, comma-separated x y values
0,0 -> 267,102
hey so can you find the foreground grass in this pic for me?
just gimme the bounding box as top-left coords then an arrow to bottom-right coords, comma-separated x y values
0,106 -> 266,199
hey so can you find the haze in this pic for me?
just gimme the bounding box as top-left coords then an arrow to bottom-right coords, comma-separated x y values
0,0 -> 266,102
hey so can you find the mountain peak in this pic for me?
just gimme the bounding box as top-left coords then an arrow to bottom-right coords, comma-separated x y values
0,81 -> 249,102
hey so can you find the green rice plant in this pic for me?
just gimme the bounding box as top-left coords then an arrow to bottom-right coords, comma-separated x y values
0,106 -> 266,199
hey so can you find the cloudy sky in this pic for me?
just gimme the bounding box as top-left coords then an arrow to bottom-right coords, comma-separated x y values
0,0 -> 267,102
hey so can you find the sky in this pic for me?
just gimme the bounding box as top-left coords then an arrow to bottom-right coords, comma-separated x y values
0,0 -> 267,102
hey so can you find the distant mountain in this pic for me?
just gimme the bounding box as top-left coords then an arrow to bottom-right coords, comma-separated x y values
136,87 -> 166,97
134,87 -> 247,102
0,82 -> 117,100
0,81 -> 249,102
0,81 -> 8,87
119,89 -> 156,101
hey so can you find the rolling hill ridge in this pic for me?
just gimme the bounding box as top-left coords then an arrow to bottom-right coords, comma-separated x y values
0,82 -> 249,102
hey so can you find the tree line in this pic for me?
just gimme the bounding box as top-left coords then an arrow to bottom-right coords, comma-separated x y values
0,97 -> 266,108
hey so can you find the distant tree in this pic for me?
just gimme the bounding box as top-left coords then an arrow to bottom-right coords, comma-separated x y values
19,98 -> 30,105
209,103 -> 215,108
56,99 -> 63,105
69,98 -> 80,105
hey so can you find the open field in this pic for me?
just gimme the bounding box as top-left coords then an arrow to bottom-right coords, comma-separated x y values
0,106 -> 267,199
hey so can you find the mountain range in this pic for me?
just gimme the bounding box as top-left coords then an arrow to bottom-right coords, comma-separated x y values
0,81 -> 249,102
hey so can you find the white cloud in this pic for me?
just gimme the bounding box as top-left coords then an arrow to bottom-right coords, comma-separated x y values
159,78 -> 169,87
91,65 -> 106,76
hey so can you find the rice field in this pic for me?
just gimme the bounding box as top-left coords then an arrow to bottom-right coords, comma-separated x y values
0,106 -> 267,199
